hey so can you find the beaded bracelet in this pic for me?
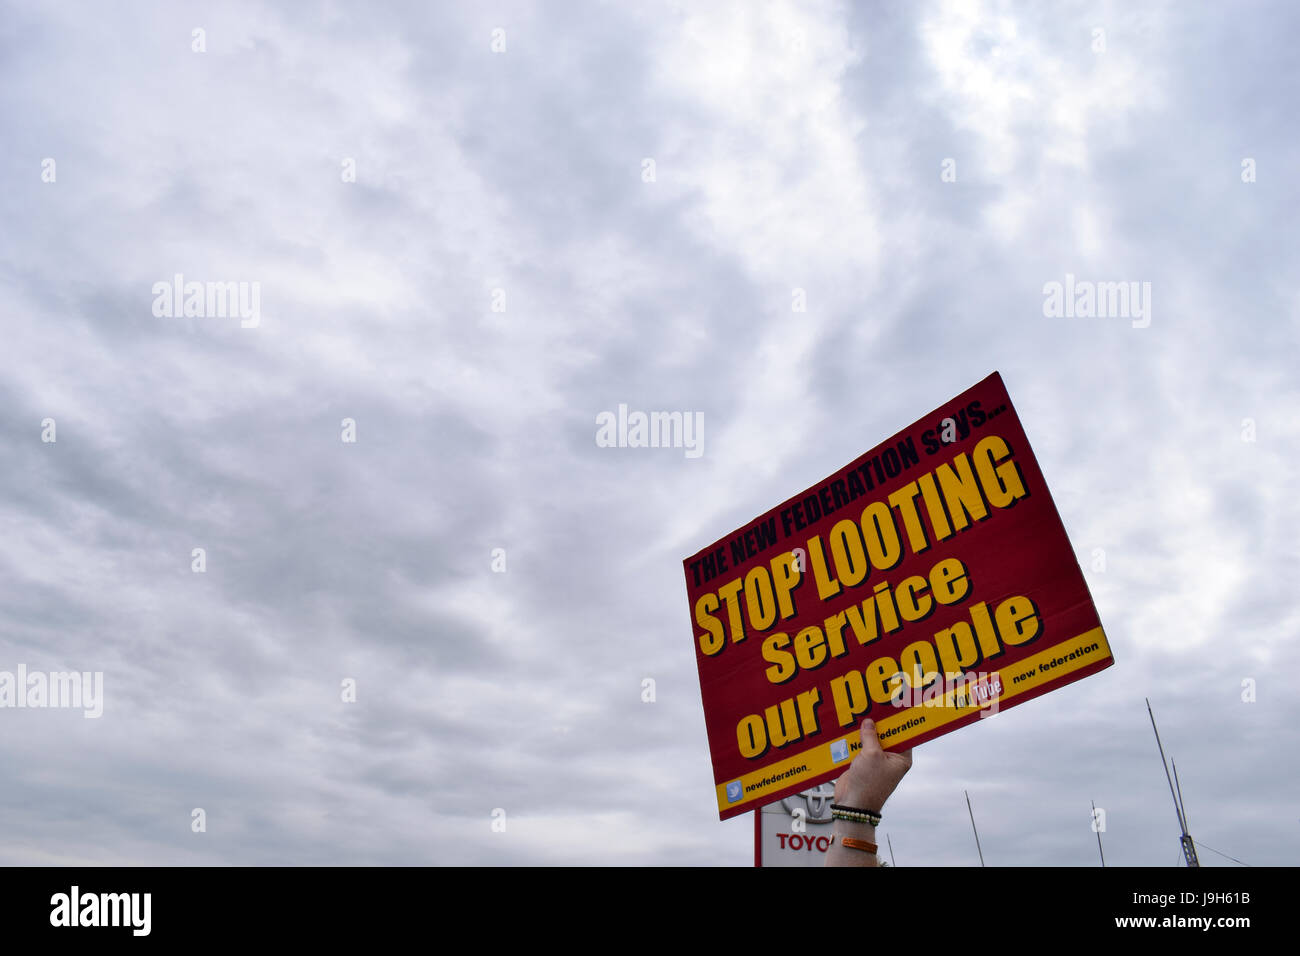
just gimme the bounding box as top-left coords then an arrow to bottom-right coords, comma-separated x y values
831,804 -> 882,826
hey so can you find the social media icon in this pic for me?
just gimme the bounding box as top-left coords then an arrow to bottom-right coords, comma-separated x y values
725,780 -> 743,803
830,739 -> 850,763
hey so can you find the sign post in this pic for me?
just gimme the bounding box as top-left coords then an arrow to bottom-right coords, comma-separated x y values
755,781 -> 840,867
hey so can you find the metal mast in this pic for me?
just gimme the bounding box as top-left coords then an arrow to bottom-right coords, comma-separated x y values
1146,698 -> 1199,867
1091,799 -> 1105,866
965,790 -> 985,866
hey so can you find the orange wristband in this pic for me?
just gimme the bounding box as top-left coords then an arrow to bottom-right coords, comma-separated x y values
841,837 -> 878,854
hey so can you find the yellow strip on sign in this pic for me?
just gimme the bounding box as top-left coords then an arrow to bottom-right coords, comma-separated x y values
715,627 -> 1111,812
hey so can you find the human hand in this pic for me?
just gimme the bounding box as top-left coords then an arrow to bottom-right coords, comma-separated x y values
834,718 -> 913,811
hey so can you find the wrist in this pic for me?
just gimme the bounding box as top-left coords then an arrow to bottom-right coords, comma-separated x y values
829,819 -> 879,866
830,802 -> 883,829
836,789 -> 888,811
832,818 -> 877,838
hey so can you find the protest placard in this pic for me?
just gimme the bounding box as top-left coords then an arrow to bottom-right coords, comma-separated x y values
684,372 -> 1114,819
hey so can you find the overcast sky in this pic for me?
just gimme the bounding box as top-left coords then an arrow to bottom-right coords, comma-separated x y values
1,0 -> 1295,866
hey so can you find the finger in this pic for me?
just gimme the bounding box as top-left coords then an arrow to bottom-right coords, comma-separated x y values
858,718 -> 883,755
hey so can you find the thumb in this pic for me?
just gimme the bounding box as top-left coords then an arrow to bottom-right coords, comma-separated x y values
858,718 -> 883,755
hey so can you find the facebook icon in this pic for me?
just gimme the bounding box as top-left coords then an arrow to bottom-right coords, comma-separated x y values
830,739 -> 850,763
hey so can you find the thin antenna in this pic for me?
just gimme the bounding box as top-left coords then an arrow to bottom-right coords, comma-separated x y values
1172,759 -> 1201,867
965,790 -> 985,867
1146,698 -> 1199,867
887,833 -> 896,867
1091,799 -> 1105,867
1173,760 -> 1189,833
1146,698 -> 1183,831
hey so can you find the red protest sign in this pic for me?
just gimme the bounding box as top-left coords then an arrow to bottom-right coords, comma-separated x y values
684,372 -> 1114,820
